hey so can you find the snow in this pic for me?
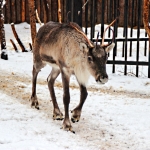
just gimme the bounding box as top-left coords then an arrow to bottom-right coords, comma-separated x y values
0,22 -> 150,150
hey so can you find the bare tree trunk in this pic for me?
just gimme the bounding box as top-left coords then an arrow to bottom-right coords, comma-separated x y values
28,0 -> 36,45
143,0 -> 150,78
0,0 -> 8,60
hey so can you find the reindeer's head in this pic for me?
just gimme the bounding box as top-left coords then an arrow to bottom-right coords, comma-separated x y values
85,42 -> 114,84
69,17 -> 117,84
78,19 -> 116,84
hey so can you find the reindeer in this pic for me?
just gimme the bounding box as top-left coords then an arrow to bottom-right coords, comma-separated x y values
31,19 -> 116,133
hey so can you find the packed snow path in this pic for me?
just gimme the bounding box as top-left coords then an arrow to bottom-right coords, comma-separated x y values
0,70 -> 150,150
0,23 -> 150,149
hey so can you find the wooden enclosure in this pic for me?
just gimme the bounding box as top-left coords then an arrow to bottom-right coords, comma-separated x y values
2,0 -> 150,78
3,0 -> 144,27
3,0 -> 66,24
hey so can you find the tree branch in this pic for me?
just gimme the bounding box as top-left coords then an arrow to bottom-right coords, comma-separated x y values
10,39 -> 18,52
11,23 -> 27,52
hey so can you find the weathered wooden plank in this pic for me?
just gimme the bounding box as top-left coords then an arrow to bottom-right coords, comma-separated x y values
11,0 -> 16,23
97,0 -> 100,24
43,0 -> 48,23
40,0 -> 44,22
25,0 -> 30,23
51,0 -> 58,22
21,0 -> 26,22
73,0 -> 82,26
5,0 -> 11,23
28,0 -> 36,44
46,0 -> 52,21
16,0 -> 21,23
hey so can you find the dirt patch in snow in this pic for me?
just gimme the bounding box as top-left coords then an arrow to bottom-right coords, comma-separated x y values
0,70 -> 149,101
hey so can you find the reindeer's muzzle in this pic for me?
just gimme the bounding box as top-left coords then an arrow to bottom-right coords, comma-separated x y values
96,74 -> 108,84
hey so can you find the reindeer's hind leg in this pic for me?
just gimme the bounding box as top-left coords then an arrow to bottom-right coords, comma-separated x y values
71,84 -> 88,123
31,66 -> 41,109
47,67 -> 63,120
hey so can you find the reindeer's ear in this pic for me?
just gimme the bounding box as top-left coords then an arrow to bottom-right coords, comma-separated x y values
105,42 -> 115,53
79,43 -> 89,53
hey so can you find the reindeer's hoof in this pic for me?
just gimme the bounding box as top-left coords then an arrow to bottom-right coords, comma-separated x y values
53,110 -> 63,120
31,101 -> 39,110
61,123 -> 75,134
71,117 -> 79,123
30,96 -> 39,110
53,114 -> 63,120
71,110 -> 80,123
71,117 -> 80,123
35,105 -> 40,110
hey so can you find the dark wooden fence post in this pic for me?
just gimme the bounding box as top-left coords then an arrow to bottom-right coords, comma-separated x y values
51,0 -> 58,22
28,0 -> 36,45
11,0 -> 16,23
5,0 -> 10,23
74,0 -> 82,27
66,0 -> 82,26
21,0 -> 25,22
46,0 -> 52,22
26,0 -> 30,23
16,0 -> 21,23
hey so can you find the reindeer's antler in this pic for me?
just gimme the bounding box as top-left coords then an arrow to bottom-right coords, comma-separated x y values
96,32 -> 99,47
67,11 -> 71,23
69,23 -> 94,48
101,9 -> 120,47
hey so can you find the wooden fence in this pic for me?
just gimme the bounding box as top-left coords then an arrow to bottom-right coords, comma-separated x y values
3,0 -> 145,27
2,0 -> 150,78
3,0 -> 69,24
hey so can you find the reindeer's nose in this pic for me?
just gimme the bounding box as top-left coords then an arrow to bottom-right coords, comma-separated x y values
96,75 -> 108,84
100,77 -> 108,84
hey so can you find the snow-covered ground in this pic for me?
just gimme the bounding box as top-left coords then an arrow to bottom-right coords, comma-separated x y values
0,23 -> 150,150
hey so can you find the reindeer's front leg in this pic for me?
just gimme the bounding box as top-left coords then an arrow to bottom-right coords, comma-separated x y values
71,84 -> 88,123
31,66 -> 40,109
61,69 -> 73,132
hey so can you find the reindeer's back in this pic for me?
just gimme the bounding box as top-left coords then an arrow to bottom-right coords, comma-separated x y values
33,21 -> 88,71
35,21 -> 82,45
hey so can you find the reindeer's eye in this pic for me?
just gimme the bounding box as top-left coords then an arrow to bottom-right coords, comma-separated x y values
88,56 -> 93,62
